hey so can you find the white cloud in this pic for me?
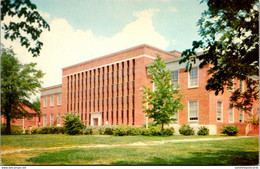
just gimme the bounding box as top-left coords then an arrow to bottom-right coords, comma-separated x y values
39,10 -> 51,20
2,8 -> 169,93
169,6 -> 178,13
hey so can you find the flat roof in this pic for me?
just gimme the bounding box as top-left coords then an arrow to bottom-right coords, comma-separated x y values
40,84 -> 62,91
62,44 -> 178,70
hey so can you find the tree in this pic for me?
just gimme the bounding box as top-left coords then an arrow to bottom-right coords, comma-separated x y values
1,47 -> 44,134
143,55 -> 183,132
180,0 -> 259,113
63,112 -> 84,135
1,0 -> 50,57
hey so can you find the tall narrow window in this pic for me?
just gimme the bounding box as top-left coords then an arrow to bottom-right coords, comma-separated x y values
43,96 -> 47,107
172,111 -> 178,123
171,70 -> 178,88
57,113 -> 61,126
239,109 -> 244,122
189,100 -> 198,121
229,104 -> 234,123
228,79 -> 234,91
217,101 -> 223,121
239,80 -> 244,93
50,114 -> 54,126
50,94 -> 54,106
57,93 -> 62,105
189,67 -> 198,88
43,115 -> 47,126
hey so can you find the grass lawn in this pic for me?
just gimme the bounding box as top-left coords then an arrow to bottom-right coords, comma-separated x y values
1,134 -> 259,165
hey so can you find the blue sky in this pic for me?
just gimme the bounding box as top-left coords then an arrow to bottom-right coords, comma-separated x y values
2,0 -> 207,91
34,0 -> 207,51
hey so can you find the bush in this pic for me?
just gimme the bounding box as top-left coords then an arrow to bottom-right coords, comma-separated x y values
84,127 -> 93,135
221,125 -> 239,136
114,125 -> 132,136
129,127 -> 143,136
63,112 -> 84,135
104,126 -> 114,135
179,125 -> 195,135
164,127 -> 175,136
197,126 -> 209,135
1,124 -> 23,135
37,126 -> 66,134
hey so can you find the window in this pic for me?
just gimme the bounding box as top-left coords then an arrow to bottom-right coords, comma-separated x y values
50,94 -> 54,106
189,100 -> 198,121
228,79 -> 234,91
172,111 -> 178,123
217,101 -> 223,121
189,100 -> 199,121
229,104 -> 234,123
57,93 -> 62,105
189,67 -> 198,88
28,115 -> 33,121
43,96 -> 47,107
239,80 -> 244,93
50,114 -> 54,126
43,115 -> 47,126
171,70 -> 178,88
239,109 -> 244,122
57,113 -> 61,125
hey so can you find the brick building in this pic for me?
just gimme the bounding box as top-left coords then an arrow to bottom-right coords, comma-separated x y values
40,44 -> 258,135
1,105 -> 40,130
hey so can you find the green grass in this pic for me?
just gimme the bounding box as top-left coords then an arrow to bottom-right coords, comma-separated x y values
1,135 -> 259,165
1,134 -> 228,151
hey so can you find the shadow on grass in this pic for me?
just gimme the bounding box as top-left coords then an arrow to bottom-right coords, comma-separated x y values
111,150 -> 259,166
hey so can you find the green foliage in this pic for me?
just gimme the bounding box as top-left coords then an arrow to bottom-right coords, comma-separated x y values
179,125 -> 195,135
1,124 -> 23,135
63,112 -> 84,135
129,127 -> 143,136
164,127 -> 175,136
180,0 -> 259,111
221,125 -> 239,136
1,47 -> 44,135
114,125 -> 132,136
83,127 -> 93,135
197,126 -> 209,135
37,126 -> 66,134
1,0 -> 50,57
143,54 -> 183,131
104,126 -> 114,135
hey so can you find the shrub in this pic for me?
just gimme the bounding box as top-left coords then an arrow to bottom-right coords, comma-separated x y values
197,126 -> 209,135
149,126 -> 163,136
1,124 -> 23,135
104,126 -> 114,135
129,127 -> 143,136
31,127 -> 40,134
164,127 -> 175,136
91,126 -> 106,135
221,125 -> 239,136
114,125 -> 132,136
179,125 -> 195,135
63,112 -> 84,135
37,126 -> 66,134
84,127 -> 93,135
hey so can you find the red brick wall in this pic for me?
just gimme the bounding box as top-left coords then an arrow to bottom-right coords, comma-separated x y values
40,93 -> 63,126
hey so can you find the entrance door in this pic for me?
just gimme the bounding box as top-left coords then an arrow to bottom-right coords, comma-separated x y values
93,118 -> 99,126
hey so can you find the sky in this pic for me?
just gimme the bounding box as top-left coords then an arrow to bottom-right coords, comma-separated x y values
2,0 -> 207,98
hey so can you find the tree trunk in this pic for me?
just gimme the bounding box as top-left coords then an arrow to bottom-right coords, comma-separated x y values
161,123 -> 164,135
6,115 -> 11,135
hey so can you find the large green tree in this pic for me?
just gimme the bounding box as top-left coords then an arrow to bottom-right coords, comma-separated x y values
180,0 -> 259,112
1,0 -> 50,57
1,47 -> 44,134
143,55 -> 183,131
